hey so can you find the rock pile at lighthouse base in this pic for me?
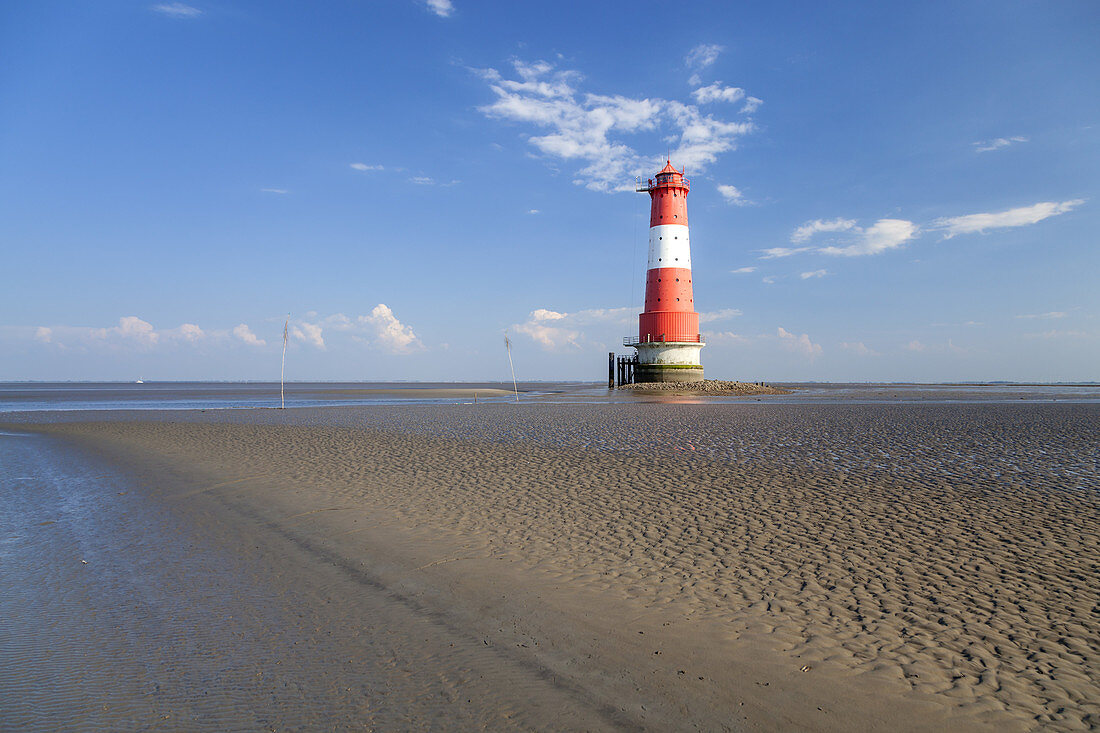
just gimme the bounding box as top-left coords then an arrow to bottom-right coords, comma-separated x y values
620,379 -> 791,395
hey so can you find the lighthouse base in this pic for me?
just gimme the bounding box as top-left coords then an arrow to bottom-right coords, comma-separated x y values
632,341 -> 705,384
635,363 -> 705,383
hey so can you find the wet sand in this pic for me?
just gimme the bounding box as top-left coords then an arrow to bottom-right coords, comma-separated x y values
2,402 -> 1098,730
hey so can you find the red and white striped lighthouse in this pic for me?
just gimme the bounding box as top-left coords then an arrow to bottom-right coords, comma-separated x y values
629,160 -> 705,382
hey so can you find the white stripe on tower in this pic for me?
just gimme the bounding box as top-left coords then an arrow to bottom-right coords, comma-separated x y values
647,224 -> 692,269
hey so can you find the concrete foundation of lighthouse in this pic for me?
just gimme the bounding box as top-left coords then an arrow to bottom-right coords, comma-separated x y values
635,341 -> 705,383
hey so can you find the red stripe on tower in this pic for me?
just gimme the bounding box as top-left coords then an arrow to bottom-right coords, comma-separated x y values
629,160 -> 705,383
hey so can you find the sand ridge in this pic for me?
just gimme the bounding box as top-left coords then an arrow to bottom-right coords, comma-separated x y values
16,402 -> 1098,730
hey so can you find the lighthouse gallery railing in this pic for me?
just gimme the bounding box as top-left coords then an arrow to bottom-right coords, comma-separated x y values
623,333 -> 703,346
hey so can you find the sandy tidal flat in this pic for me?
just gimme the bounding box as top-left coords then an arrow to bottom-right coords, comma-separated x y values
2,402 -> 1098,730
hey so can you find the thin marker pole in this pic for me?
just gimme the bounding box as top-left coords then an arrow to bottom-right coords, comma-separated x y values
280,315 -> 289,409
505,333 -> 519,403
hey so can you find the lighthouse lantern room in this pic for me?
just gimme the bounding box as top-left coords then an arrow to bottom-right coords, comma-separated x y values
626,161 -> 705,382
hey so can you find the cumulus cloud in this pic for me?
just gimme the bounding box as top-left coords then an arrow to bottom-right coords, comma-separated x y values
527,209 -> 540,214
358,304 -> 423,353
152,2 -> 202,18
293,308 -> 423,353
291,322 -> 325,349
350,163 -> 384,172
777,327 -> 822,358
410,176 -> 435,185
730,266 -> 756,274
425,0 -> 454,17
233,324 -> 266,347
513,308 -> 577,350
27,317 -> 261,349
932,200 -> 1083,239
475,59 -> 755,192
800,269 -> 827,279
819,219 -> 919,256
170,323 -> 205,342
973,136 -> 1027,153
93,316 -> 160,346
791,217 -> 857,244
904,339 -> 925,352
717,184 -> 748,206
691,83 -> 745,105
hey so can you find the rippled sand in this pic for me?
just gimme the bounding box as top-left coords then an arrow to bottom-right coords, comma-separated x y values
4,402 -> 1098,730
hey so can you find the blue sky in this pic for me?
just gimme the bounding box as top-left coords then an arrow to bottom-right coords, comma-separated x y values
2,0 -> 1097,382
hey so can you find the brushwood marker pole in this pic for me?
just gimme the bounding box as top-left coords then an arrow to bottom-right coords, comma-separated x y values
281,316 -> 289,409
505,334 -> 519,403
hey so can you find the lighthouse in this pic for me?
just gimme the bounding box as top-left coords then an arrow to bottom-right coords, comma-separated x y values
628,161 -> 705,382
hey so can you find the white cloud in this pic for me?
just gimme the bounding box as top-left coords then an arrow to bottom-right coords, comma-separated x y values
475,59 -> 755,192
730,266 -> 756,274
169,323 -> 205,342
261,188 -> 288,194
1015,311 -> 1068,320
350,163 -> 384,172
513,308 -> 579,350
717,184 -> 748,206
698,308 -> 742,323
904,339 -> 925,352
291,322 -> 325,349
1023,329 -> 1088,339
786,216 -> 915,257
819,219 -> 918,256
27,318 -> 258,349
758,246 -> 812,259
704,331 -> 748,344
791,217 -> 857,244
761,276 -> 777,284
741,97 -> 763,115
685,44 -> 723,71
93,316 -> 160,346
425,0 -> 454,17
152,3 -> 202,18
777,327 -> 822,358
691,83 -> 745,105
841,341 -> 879,356
411,176 -> 435,185
233,324 -> 266,347
527,209 -> 540,214
511,306 -> 634,350
358,304 -> 423,353
800,269 -> 827,279
932,200 -> 1083,239
973,136 -> 1027,153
